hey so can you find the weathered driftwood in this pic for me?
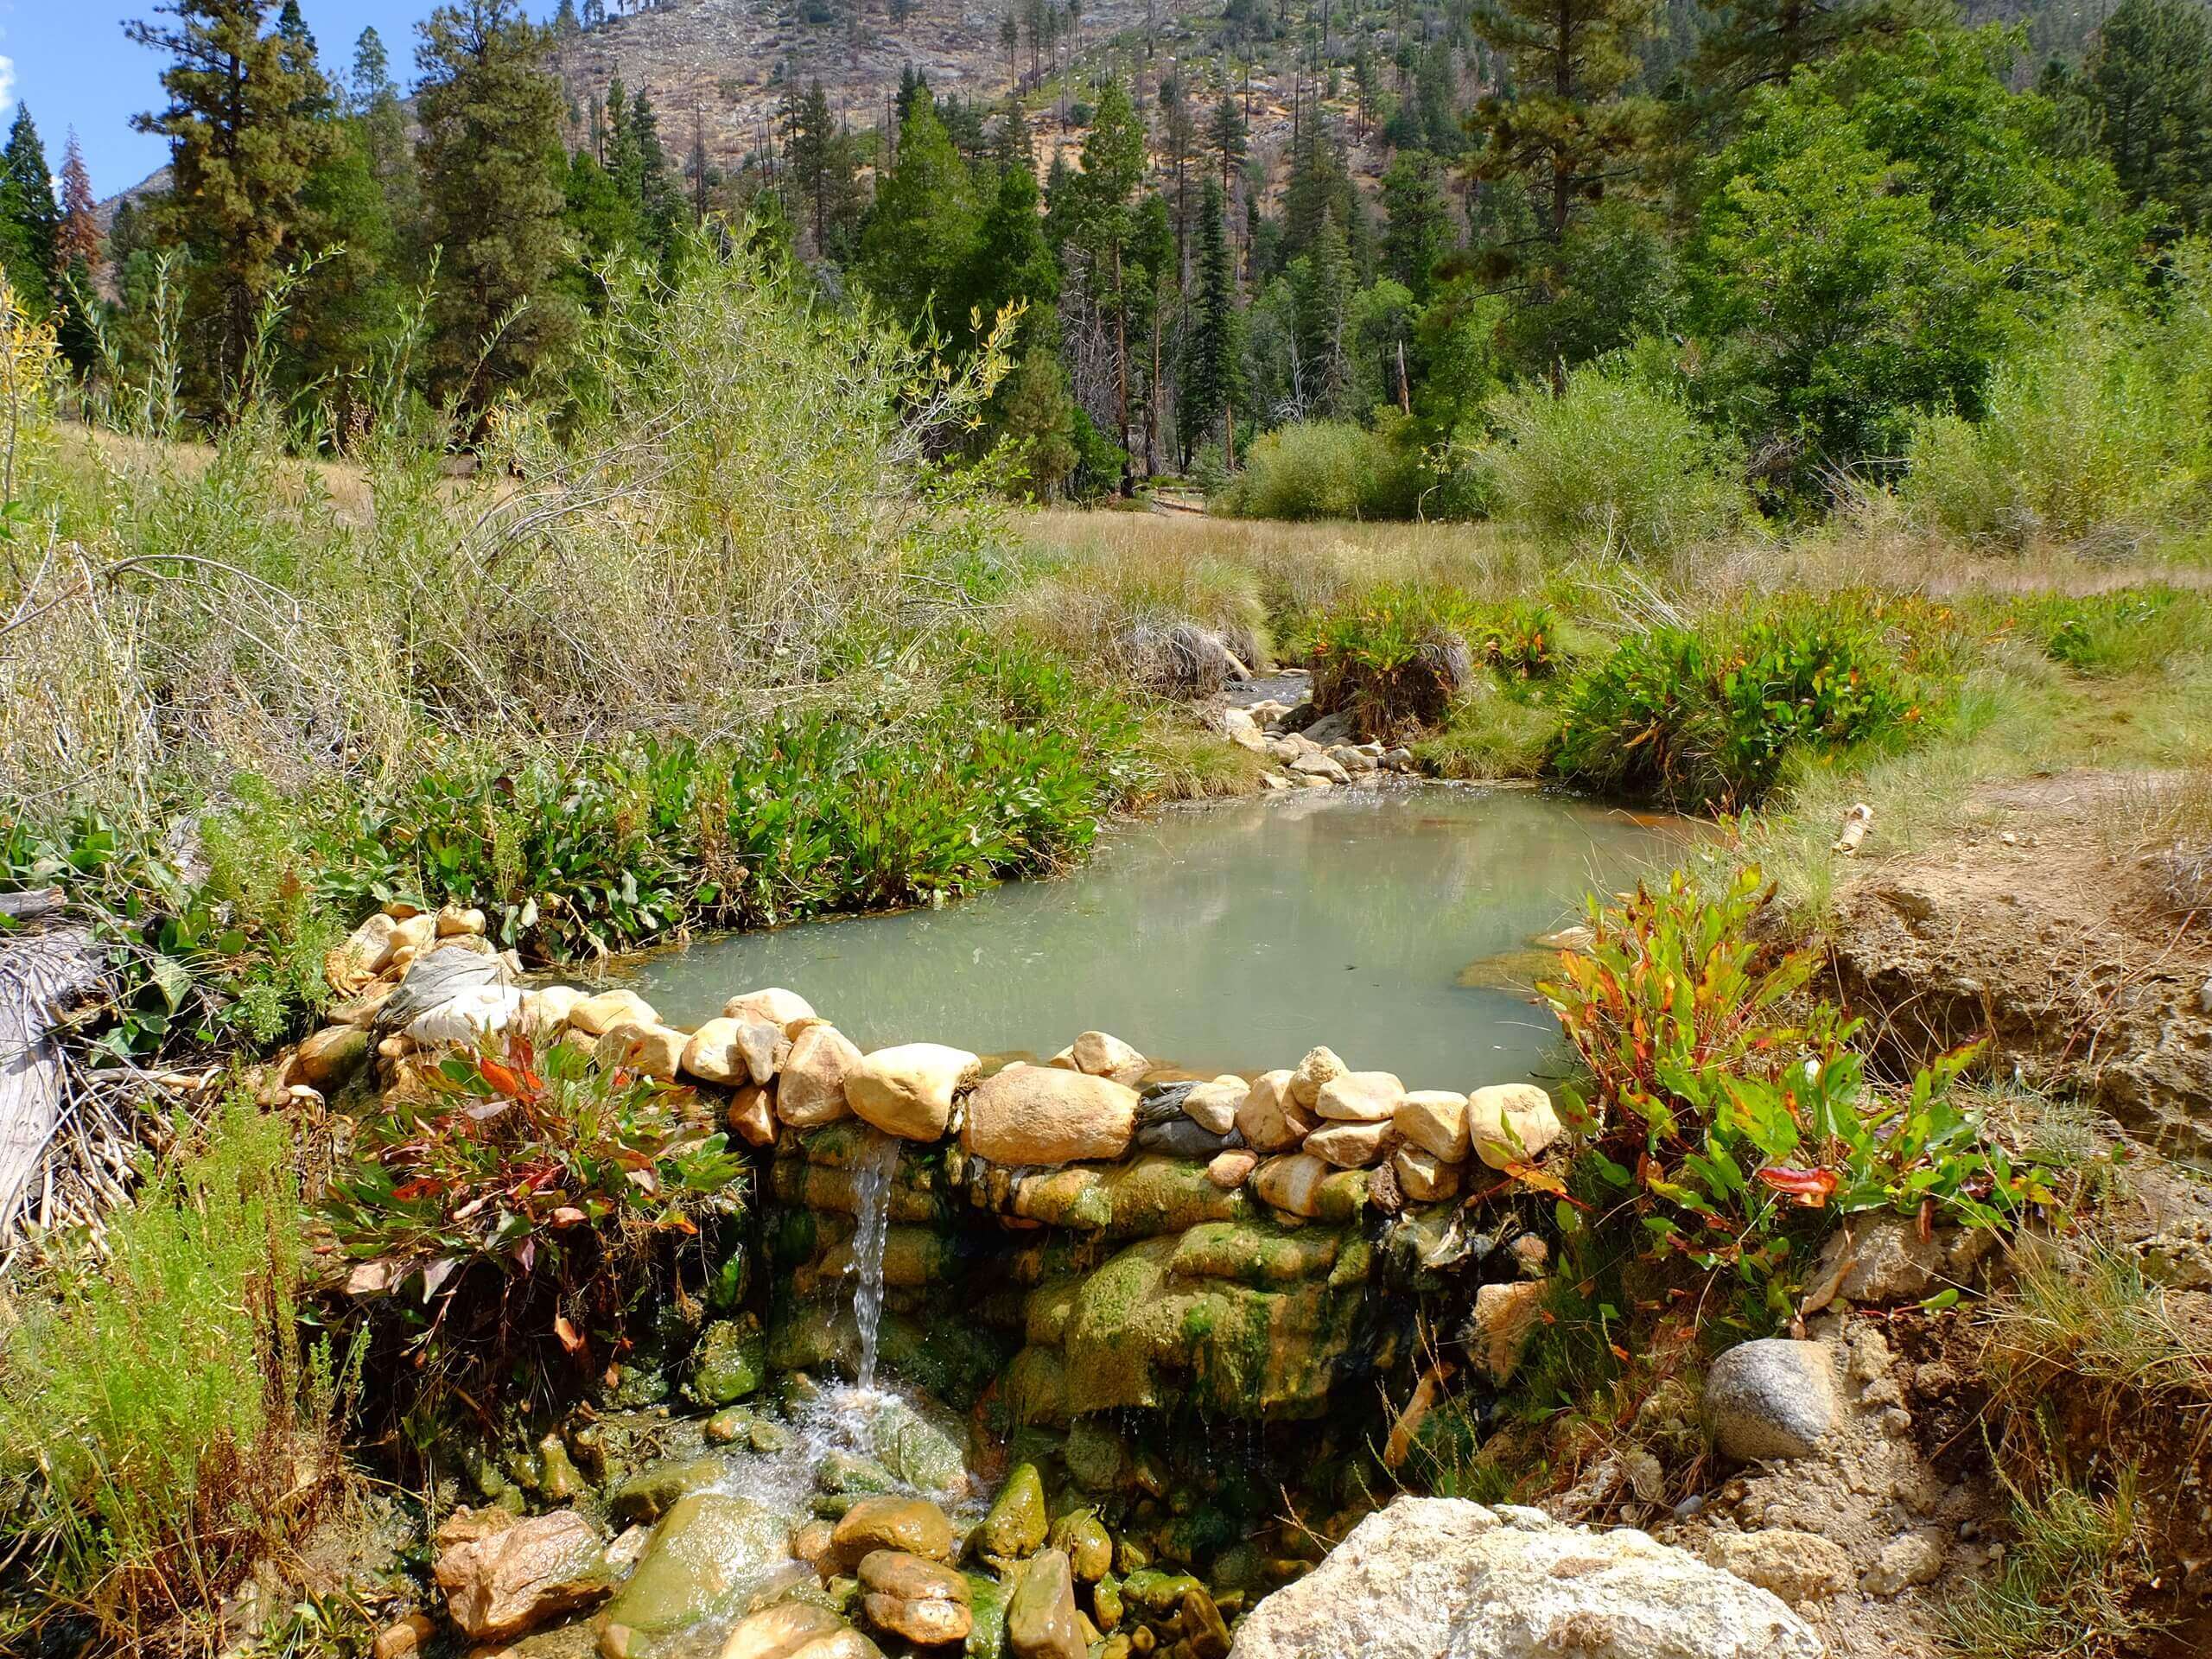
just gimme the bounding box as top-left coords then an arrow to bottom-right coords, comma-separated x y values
0,916 -> 112,1258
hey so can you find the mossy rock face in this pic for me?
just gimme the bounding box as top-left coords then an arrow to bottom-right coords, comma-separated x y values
1170,1220 -> 1342,1287
1001,1347 -> 1069,1427
607,1454 -> 728,1526
874,1313 -> 1012,1410
603,1491 -> 785,1632
865,1394 -> 970,1496
981,1462 -> 1048,1557
1025,1279 -> 1084,1347
1051,1236 -> 1366,1419
1062,1420 -> 1127,1494
798,1224 -> 966,1295
690,1313 -> 767,1406
772,1157 -> 951,1224
963,1568 -> 1013,1659
768,1294 -> 860,1375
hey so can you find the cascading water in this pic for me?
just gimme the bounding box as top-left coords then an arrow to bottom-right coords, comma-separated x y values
848,1128 -> 902,1391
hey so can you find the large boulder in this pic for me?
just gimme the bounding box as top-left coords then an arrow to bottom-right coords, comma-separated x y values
569,988 -> 660,1037
1313,1071 -> 1404,1123
722,986 -> 819,1033
780,1024 -> 863,1127
1702,1338 -> 1840,1461
980,1463 -> 1049,1558
431,1508 -> 609,1643
846,1044 -> 978,1141
965,1067 -> 1139,1166
1465,1084 -> 1563,1170
1182,1077 -> 1249,1135
830,1497 -> 957,1572
602,1491 -> 785,1633
1228,1497 -> 1823,1659
1305,1120 -> 1393,1168
1070,1030 -> 1149,1085
1395,1091 -> 1470,1161
860,1549 -> 973,1646
596,1020 -> 688,1081
683,1014 -> 788,1087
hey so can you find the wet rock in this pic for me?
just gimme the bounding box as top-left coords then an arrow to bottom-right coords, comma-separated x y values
847,1044 -> 978,1141
1065,1421 -> 1127,1493
964,1570 -> 1014,1659
432,1507 -> 608,1642
1182,1077 -> 1249,1135
861,1549 -> 973,1645
683,1015 -> 789,1087
1470,1281 -> 1547,1384
537,1433 -> 587,1503
722,986 -> 819,1034
1071,1031 -> 1150,1086
1235,1071 -> 1313,1153
703,1407 -> 752,1446
690,1314 -> 767,1405
1050,1511 -> 1113,1580
1288,751 -> 1351,786
595,1020 -> 688,1081
717,1601 -> 851,1659
831,1497 -> 957,1571
965,1067 -> 1139,1166
1288,1048 -> 1346,1111
1862,1529 -> 1946,1597
820,1448 -> 899,1496
569,988 -> 659,1037
1181,1586 -> 1232,1659
1007,1549 -> 1084,1659
1465,1084 -> 1563,1170
1313,1071 -> 1403,1124
1394,1091 -> 1469,1161
1231,1497 -> 1822,1659
1391,1146 -> 1460,1204
780,1025 -> 863,1127
603,1491 -> 784,1633
982,1463 -> 1050,1558
1207,1149 -> 1259,1189
1700,1530 -> 1854,1606
608,1456 -> 728,1526
1703,1338 -> 1840,1461
1305,1120 -> 1393,1168
1136,1116 -> 1232,1160
1172,1219 -> 1338,1286
865,1395 -> 969,1496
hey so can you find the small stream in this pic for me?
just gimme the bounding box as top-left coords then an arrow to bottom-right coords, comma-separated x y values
625,784 -> 1695,1088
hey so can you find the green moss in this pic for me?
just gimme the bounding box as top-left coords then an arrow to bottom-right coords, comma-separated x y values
1171,1220 -> 1341,1287
1003,1347 -> 1070,1426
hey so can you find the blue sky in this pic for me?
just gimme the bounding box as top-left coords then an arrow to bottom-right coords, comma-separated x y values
0,1 -> 549,200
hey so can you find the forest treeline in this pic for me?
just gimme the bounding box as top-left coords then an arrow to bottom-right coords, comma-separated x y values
15,0 -> 2212,523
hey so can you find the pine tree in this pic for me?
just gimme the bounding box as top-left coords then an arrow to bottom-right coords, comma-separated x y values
1295,209 -> 1353,416
351,29 -> 422,252
1693,0 -> 1933,105
785,79 -> 863,261
1380,149 -> 1452,300
1465,0 -> 1651,270
1207,92 -> 1249,197
57,134 -> 103,277
1181,176 -> 1236,464
999,345 -> 1081,499
583,0 -> 607,23
0,107 -> 58,315
969,149 -> 1058,347
1157,73 -> 1198,242
413,0 -> 579,402
1067,79 -> 1147,482
554,0 -> 583,35
859,98 -> 983,340
2090,0 -> 2212,232
125,0 -> 338,392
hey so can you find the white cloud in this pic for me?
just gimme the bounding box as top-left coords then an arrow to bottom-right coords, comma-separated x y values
0,56 -> 14,111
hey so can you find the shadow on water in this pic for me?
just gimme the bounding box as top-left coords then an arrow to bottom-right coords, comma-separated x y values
621,783 -> 1699,1090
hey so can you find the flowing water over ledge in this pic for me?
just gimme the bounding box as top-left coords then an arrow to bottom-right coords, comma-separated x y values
625,784 -> 1694,1087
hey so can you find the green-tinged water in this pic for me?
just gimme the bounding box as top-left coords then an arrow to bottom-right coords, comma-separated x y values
624,784 -> 1694,1091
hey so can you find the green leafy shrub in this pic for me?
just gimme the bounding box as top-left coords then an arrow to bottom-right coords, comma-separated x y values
0,1100 -> 352,1646
1550,603 -> 1926,810
1541,868 -> 2050,1314
1216,420 -> 1422,521
1306,588 -> 1567,741
2006,586 -> 2212,677
1480,360 -> 1750,557
323,1031 -> 745,1388
1902,303 -> 2212,554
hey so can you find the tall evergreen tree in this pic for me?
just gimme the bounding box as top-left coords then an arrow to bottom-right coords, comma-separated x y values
785,80 -> 864,262
1067,80 -> 1148,482
554,0 -> 584,35
969,152 -> 1058,350
57,135 -> 103,277
1207,92 -> 1249,196
1380,149 -> 1452,301
859,98 -> 983,341
1181,175 -> 1236,464
413,0 -> 578,403
126,0 -> 337,393
1,107 -> 60,310
1693,0 -> 1933,105
2089,0 -> 2212,232
351,28 -> 422,254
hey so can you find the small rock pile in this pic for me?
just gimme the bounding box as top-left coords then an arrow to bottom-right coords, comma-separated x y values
1214,674 -> 1419,791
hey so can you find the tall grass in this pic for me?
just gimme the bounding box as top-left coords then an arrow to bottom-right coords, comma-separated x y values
1213,419 -> 1423,522
0,1100 -> 352,1648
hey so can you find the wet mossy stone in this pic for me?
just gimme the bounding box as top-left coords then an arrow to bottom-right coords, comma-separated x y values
1063,1420 -> 1127,1494
603,1491 -> 784,1632
608,1454 -> 728,1526
1002,1348 -> 1068,1427
1120,1569 -> 1206,1616
1170,1220 -> 1341,1287
876,1310 -> 1011,1410
820,1449 -> 900,1496
1006,1548 -> 1084,1659
1013,1157 -> 1248,1239
1056,1236 -> 1365,1419
963,1568 -> 1013,1659
1025,1279 -> 1084,1347
981,1463 -> 1049,1558
768,1294 -> 860,1375
1090,1572 -> 1125,1630
703,1407 -> 753,1446
1049,1510 -> 1113,1581
867,1393 -> 970,1496
690,1313 -> 767,1406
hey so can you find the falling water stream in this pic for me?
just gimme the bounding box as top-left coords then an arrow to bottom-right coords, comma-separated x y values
849,1128 -> 902,1391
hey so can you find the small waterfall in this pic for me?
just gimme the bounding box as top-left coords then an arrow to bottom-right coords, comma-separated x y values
849,1128 -> 902,1391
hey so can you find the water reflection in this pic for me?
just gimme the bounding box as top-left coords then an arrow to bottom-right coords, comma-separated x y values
623,784 -> 1694,1091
